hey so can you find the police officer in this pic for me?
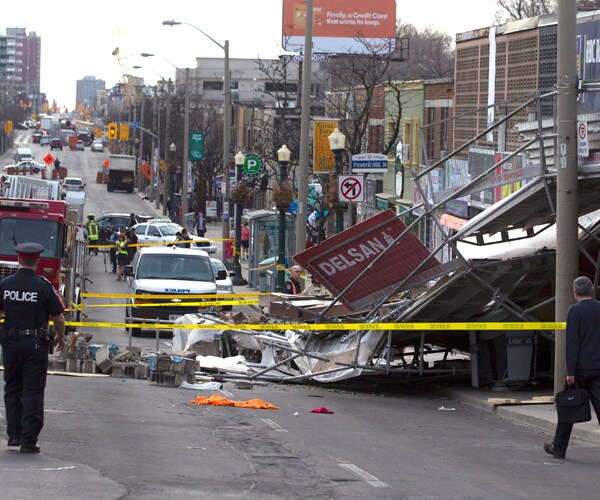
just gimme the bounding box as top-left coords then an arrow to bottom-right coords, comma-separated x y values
85,214 -> 99,256
0,243 -> 65,454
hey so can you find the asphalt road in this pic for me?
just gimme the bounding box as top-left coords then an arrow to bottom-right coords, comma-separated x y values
2,131 -> 600,498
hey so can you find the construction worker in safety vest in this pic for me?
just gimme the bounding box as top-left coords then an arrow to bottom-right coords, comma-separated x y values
115,232 -> 129,281
85,215 -> 99,255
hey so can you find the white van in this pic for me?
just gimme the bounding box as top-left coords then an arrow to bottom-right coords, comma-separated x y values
14,147 -> 34,163
123,246 -> 226,335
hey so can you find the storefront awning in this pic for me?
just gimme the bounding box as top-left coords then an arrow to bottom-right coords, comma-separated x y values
440,213 -> 468,231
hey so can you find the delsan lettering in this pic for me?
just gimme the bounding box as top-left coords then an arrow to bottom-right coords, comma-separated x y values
316,237 -> 390,277
3,290 -> 38,302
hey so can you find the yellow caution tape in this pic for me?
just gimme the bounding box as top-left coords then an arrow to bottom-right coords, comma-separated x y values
89,238 -> 233,249
81,292 -> 266,299
80,300 -> 258,308
60,321 -> 567,330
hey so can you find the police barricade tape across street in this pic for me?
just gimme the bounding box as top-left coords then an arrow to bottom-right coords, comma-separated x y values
78,300 -> 259,308
56,321 -> 567,330
89,238 -> 233,249
81,292 -> 267,298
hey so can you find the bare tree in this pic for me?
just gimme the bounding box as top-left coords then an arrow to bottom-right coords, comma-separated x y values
495,0 -> 600,21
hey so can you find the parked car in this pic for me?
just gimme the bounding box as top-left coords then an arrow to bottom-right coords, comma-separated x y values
2,160 -> 46,174
211,258 -> 234,310
13,147 -> 34,163
50,138 -> 63,150
91,141 -> 104,153
96,213 -> 154,243
124,246 -> 225,335
131,221 -> 218,253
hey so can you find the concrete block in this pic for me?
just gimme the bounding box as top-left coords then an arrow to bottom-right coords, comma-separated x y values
126,346 -> 141,361
82,360 -> 96,374
156,356 -> 172,372
114,351 -> 133,363
49,358 -> 66,372
135,363 -> 148,379
110,363 -> 126,378
95,346 -> 113,374
66,359 -> 81,373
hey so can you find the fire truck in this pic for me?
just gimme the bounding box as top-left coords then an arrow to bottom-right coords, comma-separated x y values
0,175 -> 89,331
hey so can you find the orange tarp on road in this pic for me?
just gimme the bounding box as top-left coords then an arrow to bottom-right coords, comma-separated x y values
190,394 -> 279,410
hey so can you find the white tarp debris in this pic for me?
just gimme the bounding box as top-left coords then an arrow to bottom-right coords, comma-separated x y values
197,355 -> 251,373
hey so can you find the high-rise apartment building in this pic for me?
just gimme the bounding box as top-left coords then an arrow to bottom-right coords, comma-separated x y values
76,76 -> 105,110
0,28 -> 41,94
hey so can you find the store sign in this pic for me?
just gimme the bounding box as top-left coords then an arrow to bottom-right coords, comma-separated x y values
294,209 -> 440,311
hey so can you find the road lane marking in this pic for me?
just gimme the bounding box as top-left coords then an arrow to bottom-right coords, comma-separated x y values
261,418 -> 288,432
338,463 -> 388,488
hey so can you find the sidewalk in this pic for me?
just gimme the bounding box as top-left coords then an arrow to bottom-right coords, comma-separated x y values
437,384 -> 600,445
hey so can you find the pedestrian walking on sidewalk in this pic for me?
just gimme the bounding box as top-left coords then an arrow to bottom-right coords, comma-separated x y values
240,221 -> 250,260
0,242 -> 65,454
196,211 -> 207,237
544,276 -> 600,459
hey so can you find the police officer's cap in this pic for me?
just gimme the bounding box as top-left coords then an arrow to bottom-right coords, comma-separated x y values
88,214 -> 95,219
15,242 -> 44,259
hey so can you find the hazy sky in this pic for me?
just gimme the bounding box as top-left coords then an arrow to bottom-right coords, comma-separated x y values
3,0 -> 498,110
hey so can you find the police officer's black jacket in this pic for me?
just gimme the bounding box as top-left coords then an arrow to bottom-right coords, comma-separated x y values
0,269 -> 64,329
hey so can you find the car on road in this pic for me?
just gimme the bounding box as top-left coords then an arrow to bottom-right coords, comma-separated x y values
75,140 -> 85,151
2,160 -> 46,174
91,141 -> 104,153
39,134 -> 50,146
211,258 -> 234,310
131,221 -> 218,253
60,177 -> 85,195
95,213 -> 155,243
50,138 -> 63,150
124,246 -> 226,335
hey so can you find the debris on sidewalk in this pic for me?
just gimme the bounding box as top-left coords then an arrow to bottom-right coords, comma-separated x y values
310,407 -> 334,414
488,396 -> 554,406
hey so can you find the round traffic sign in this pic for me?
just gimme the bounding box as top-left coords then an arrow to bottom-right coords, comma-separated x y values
579,122 -> 587,140
340,176 -> 362,201
243,154 -> 264,177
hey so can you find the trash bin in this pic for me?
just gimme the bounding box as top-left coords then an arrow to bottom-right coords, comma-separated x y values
257,257 -> 276,292
266,269 -> 276,292
505,331 -> 534,381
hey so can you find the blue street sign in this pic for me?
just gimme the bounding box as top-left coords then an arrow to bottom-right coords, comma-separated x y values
129,122 -> 140,128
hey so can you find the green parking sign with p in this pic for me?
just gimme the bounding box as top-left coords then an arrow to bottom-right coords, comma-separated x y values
243,154 -> 264,177
190,132 -> 204,161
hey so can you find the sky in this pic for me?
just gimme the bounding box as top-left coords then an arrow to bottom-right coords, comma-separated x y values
3,0 -> 498,111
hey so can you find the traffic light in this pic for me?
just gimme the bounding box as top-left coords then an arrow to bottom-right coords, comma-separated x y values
119,122 -> 129,141
108,122 -> 118,140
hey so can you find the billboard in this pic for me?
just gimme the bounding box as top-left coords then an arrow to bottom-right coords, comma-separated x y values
313,119 -> 338,173
282,0 -> 397,54
294,209 -> 440,312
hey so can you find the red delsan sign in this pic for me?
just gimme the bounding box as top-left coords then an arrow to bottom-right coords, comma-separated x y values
294,209 -> 440,312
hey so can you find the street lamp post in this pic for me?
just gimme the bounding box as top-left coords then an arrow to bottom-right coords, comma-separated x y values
169,142 -> 176,218
162,20 -> 231,256
231,151 -> 247,286
328,128 -> 346,234
276,145 -> 291,292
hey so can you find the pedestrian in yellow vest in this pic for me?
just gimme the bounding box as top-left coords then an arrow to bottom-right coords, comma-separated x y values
85,215 -> 99,255
115,232 -> 129,281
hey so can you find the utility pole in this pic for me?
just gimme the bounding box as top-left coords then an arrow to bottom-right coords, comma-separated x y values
554,1 -> 578,396
294,0 -> 313,256
222,40 -> 232,257
163,78 -> 172,217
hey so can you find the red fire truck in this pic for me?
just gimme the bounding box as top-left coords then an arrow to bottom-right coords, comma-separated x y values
0,197 -> 88,331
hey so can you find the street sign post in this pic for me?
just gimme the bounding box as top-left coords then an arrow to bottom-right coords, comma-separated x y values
190,132 -> 204,161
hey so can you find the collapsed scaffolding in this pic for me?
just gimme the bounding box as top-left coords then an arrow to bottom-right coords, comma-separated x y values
168,90 -> 600,386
